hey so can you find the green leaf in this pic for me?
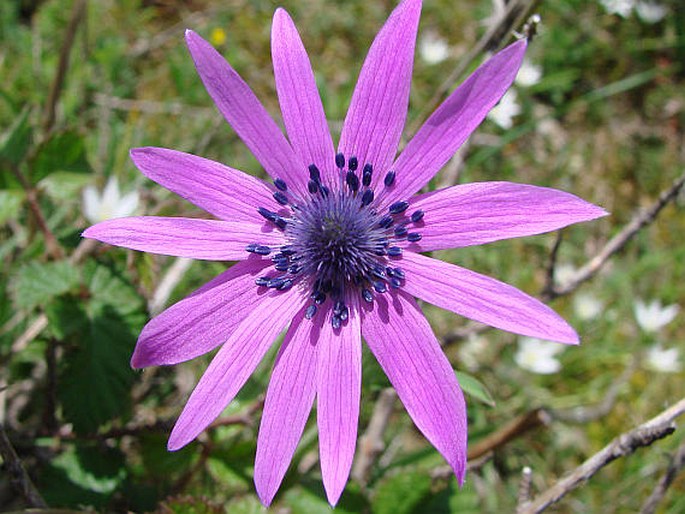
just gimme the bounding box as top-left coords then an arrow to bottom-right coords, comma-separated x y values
58,304 -> 138,434
456,371 -> 496,407
84,260 -> 144,317
0,189 -> 24,223
371,470 -> 433,514
12,260 -> 81,310
31,130 -> 93,184
0,106 -> 32,175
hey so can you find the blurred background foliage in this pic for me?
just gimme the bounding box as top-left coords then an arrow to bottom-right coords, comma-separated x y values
0,0 -> 684,512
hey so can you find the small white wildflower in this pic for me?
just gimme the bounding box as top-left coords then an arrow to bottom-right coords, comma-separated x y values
554,264 -> 577,289
573,292 -> 604,321
487,89 -> 521,129
514,337 -> 565,374
600,0 -> 635,17
634,299 -> 679,333
458,334 -> 489,372
646,344 -> 682,373
418,32 -> 449,65
515,59 -> 542,87
83,177 -> 139,224
635,2 -> 667,23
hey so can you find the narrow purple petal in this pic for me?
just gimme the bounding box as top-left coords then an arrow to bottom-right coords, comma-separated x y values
399,251 -> 579,344
131,259 -> 272,368
130,147 -> 281,223
185,30 -> 307,194
254,307 -> 319,506
402,181 -> 608,251
83,216 -> 285,260
168,287 -> 307,451
337,0 -> 421,182
383,40 -> 527,207
317,294 -> 362,506
271,9 -> 335,175
360,290 -> 467,482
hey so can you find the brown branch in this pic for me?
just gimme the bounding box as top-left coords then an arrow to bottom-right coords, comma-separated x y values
352,388 -> 397,484
518,397 -> 685,514
42,0 -> 87,133
468,408 -> 551,460
516,466 -> 534,514
639,441 -> 685,514
0,423 -> 47,508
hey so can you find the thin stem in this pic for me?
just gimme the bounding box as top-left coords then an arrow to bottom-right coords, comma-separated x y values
0,423 -> 48,508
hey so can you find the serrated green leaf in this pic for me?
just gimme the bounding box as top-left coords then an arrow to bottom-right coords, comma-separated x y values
12,260 -> 81,310
0,189 -> 24,223
58,305 -> 138,434
31,130 -> 92,184
371,470 -> 433,514
455,371 -> 496,407
224,497 -> 267,514
83,260 -> 144,317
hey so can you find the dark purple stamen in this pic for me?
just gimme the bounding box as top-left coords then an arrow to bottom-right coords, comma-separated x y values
308,164 -> 321,182
305,304 -> 317,319
255,276 -> 269,286
308,180 -> 319,194
373,281 -> 387,293
362,289 -> 374,303
410,209 -> 424,223
274,178 -> 288,191
389,201 -> 409,214
346,171 -> 360,191
254,245 -> 271,255
362,163 -> 372,186
407,232 -> 422,242
378,215 -> 393,228
361,189 -> 374,206
387,246 -> 402,257
394,225 -> 408,238
348,156 -> 358,171
384,170 -> 396,187
335,152 -> 345,169
273,191 -> 289,205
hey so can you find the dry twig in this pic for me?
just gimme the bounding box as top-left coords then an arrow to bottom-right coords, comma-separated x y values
0,423 -> 47,508
518,397 -> 685,514
639,441 -> 685,514
352,388 -> 397,484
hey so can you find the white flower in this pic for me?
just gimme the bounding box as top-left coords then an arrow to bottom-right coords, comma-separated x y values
418,33 -> 449,65
646,345 -> 682,373
514,337 -> 565,374
515,59 -> 542,87
83,177 -> 139,223
458,334 -> 490,372
635,2 -> 667,23
600,0 -> 635,17
573,292 -> 604,321
487,89 -> 521,129
554,264 -> 577,289
634,299 -> 679,333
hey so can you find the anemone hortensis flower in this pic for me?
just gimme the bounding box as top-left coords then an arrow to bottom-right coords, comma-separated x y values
83,0 -> 607,506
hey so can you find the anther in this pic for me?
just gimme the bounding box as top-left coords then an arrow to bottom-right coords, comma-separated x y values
332,315 -> 342,329
362,288 -> 374,303
255,276 -> 269,286
277,279 -> 293,291
373,281 -> 387,293
254,245 -> 271,255
389,201 -> 409,214
407,232 -> 422,242
378,215 -> 393,229
335,152 -> 345,169
308,180 -> 319,194
273,178 -> 288,191
390,277 -> 402,288
348,156 -> 358,171
387,246 -> 402,257
308,164 -> 321,182
362,163 -> 372,186
273,191 -> 288,205
267,277 -> 284,288
305,304 -> 317,319
313,291 -> 326,305
339,306 -> 349,321
346,171 -> 360,191
245,243 -> 258,253
392,267 -> 405,279
361,189 -> 374,206
384,170 -> 396,187
410,209 -> 424,223
334,301 -> 345,315
394,225 -> 408,238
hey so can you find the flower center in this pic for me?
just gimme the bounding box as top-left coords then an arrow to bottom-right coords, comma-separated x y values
248,153 -> 424,329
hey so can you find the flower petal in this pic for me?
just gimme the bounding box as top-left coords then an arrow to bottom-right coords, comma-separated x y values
83,216 -> 285,260
337,0 -> 421,181
131,259 -> 272,368
130,147 -> 280,223
402,181 -> 608,251
271,9 -> 335,175
254,307 -> 319,506
399,251 -> 579,344
185,30 -> 307,194
317,294 -> 362,506
360,290 -> 467,482
384,40 -> 527,206
168,287 -> 307,451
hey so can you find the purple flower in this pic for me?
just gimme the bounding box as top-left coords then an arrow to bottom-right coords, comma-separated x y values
83,0 -> 606,506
